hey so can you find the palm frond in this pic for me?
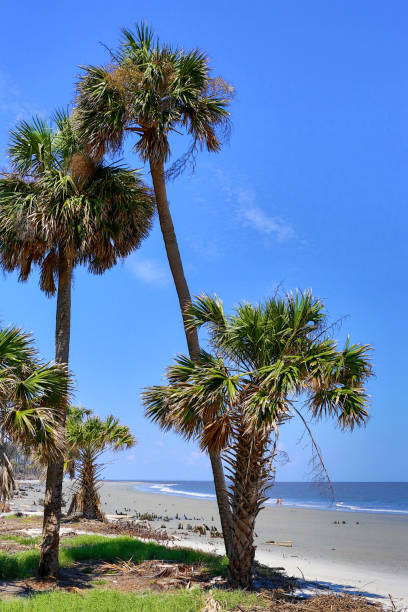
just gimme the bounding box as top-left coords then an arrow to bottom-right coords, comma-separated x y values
8,117 -> 55,176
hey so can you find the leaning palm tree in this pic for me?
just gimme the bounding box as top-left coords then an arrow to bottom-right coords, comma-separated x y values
65,408 -> 135,520
0,112 -> 154,576
75,24 -> 234,552
144,291 -> 373,588
0,325 -> 69,509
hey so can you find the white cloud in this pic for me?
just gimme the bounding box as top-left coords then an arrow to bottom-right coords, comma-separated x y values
236,188 -> 295,242
215,169 -> 296,243
0,71 -> 43,123
127,255 -> 170,287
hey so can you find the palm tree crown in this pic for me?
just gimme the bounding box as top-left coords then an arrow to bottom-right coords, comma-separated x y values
0,111 -> 155,295
145,291 -> 372,445
75,23 -> 232,168
0,325 -> 69,503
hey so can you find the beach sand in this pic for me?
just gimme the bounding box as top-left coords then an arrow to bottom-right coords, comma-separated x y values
7,480 -> 408,608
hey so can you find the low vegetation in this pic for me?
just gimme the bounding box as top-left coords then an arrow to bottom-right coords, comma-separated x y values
0,588 -> 263,611
0,534 -> 227,580
0,587 -> 390,611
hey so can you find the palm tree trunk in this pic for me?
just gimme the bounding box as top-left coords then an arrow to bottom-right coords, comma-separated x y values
79,455 -> 104,520
149,160 -> 233,556
227,423 -> 270,589
38,257 -> 72,578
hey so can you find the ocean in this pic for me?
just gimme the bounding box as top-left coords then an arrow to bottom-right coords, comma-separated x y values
132,481 -> 408,515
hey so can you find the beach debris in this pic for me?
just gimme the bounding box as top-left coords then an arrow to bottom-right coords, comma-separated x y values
202,597 -> 221,611
137,512 -> 158,521
265,540 -> 293,547
102,519 -> 172,542
210,526 -> 222,538
99,558 -> 205,590
194,524 -> 207,536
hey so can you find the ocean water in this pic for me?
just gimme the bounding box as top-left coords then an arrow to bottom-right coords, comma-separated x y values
132,481 -> 408,516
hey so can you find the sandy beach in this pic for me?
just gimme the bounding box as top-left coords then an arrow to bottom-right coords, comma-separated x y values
6,480 -> 408,608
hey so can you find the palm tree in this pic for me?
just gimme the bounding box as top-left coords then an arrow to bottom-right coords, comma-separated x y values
65,407 -> 135,520
75,24 -> 234,552
143,291 -> 373,588
0,112 -> 154,576
0,325 -> 69,509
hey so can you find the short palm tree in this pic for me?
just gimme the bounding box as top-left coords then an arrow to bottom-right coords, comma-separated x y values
0,325 -> 69,509
65,407 -> 135,520
75,24 -> 234,551
0,112 -> 154,576
144,292 -> 372,588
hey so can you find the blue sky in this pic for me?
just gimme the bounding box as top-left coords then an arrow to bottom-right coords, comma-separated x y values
1,1 -> 406,481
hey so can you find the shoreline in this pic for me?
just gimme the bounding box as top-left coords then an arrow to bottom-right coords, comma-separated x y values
130,480 -> 408,517
5,479 -> 408,607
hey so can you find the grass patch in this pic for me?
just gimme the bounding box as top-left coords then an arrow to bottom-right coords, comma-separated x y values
1,515 -> 37,524
0,548 -> 40,580
91,578 -> 107,585
0,588 -> 261,611
0,534 -> 41,547
212,589 -> 261,609
2,514 -> 20,520
60,535 -> 227,574
0,535 -> 228,580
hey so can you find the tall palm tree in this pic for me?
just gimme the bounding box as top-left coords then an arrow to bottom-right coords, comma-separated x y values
0,112 -> 154,576
0,325 -> 69,508
143,291 -> 373,588
65,407 -> 135,520
75,24 -> 234,552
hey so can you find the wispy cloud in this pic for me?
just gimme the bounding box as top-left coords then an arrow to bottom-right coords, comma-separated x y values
215,169 -> 296,243
235,188 -> 295,242
0,71 -> 43,123
127,255 -> 170,287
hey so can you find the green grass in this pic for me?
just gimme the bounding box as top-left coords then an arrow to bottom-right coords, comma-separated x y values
1,515 -> 36,524
0,535 -> 228,580
0,534 -> 41,547
0,588 -> 261,611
